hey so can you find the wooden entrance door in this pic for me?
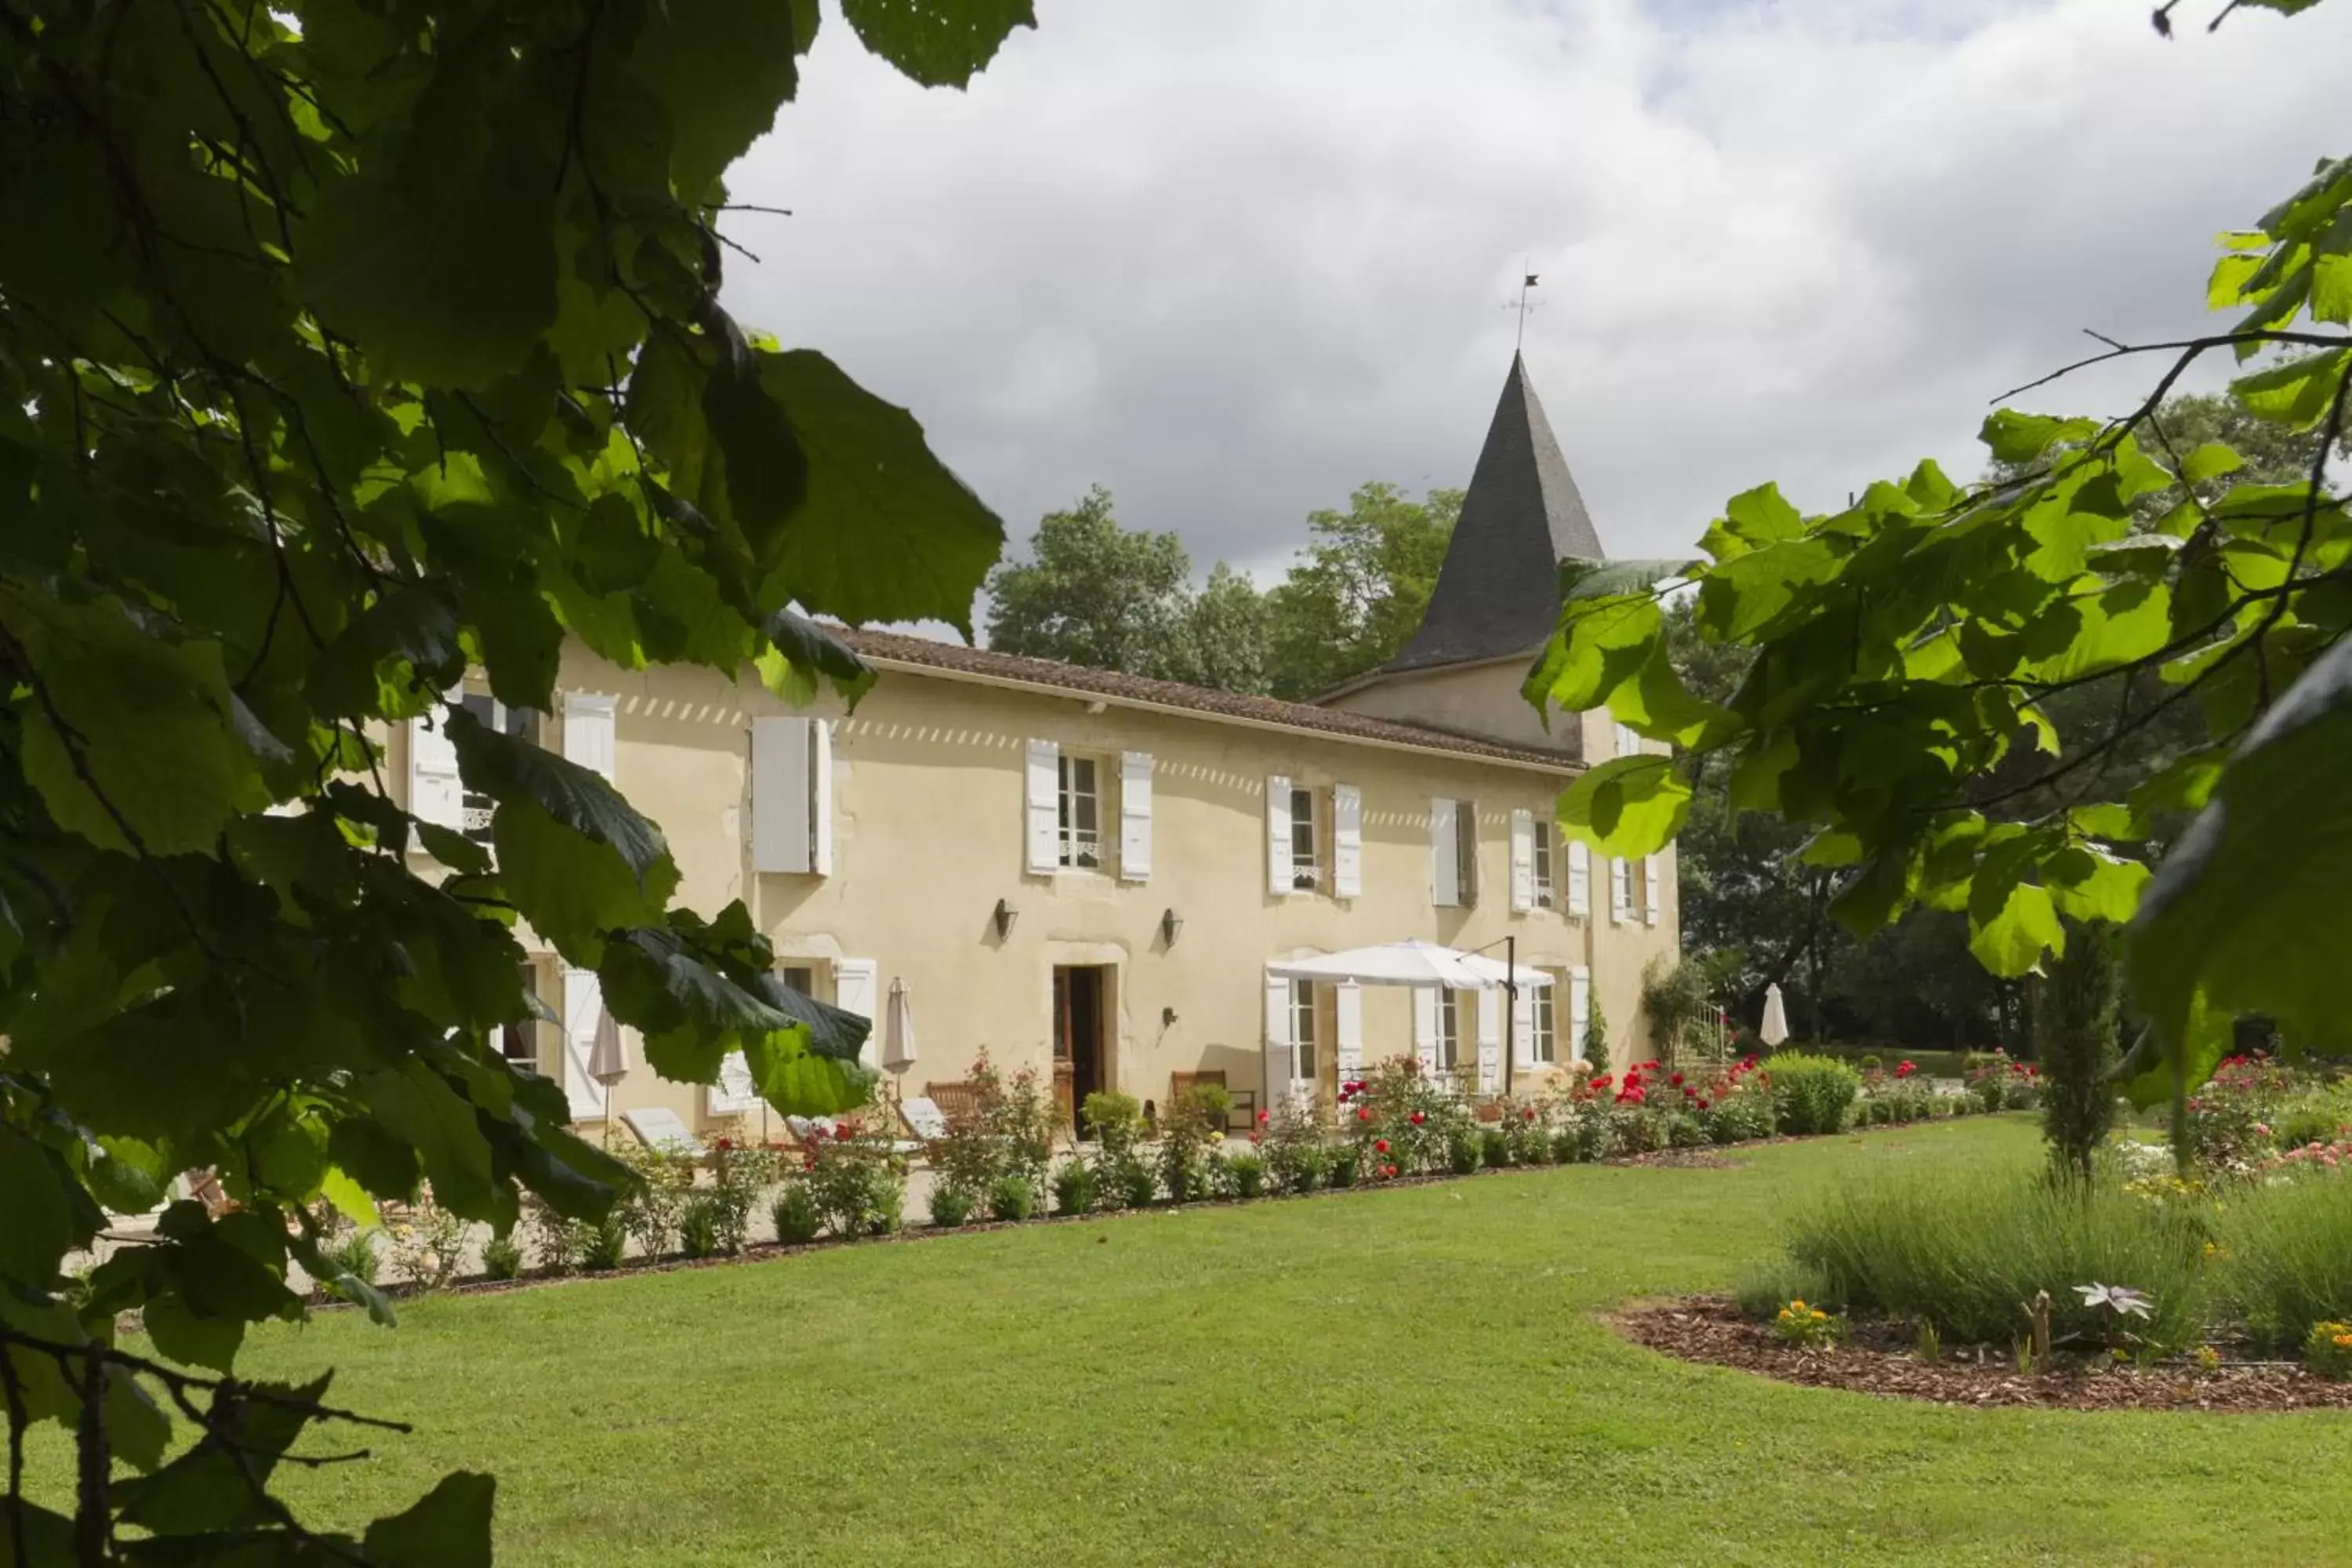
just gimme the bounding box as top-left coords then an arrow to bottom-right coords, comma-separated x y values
1053,965 -> 1106,1131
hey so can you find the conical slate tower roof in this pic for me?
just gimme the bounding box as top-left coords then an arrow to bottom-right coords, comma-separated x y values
1386,354 -> 1603,673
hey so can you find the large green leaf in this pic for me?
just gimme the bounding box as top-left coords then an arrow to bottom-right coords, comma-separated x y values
363,1472 -> 496,1568
633,0 -> 819,191
840,0 -> 1036,88
0,1124 -> 77,1283
753,350 -> 1005,633
1556,754 -> 1690,858
1522,594 -> 1660,717
2130,635 -> 2352,1063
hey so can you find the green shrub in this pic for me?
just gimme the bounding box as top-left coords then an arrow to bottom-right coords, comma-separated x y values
580,1214 -> 629,1272
2212,1171 -> 2352,1352
2274,1092 -> 2351,1151
1480,1128 -> 1509,1168
927,1184 -> 974,1229
1113,1157 -> 1158,1210
1859,1054 -> 1882,1073
771,1182 -> 822,1245
1447,1131 -> 1482,1174
2038,923 -> 2120,1184
1051,1160 -> 1097,1217
2304,1320 -> 2352,1378
1777,1169 -> 2209,1355
1769,1054 -> 1862,1136
324,1229 -> 379,1288
1327,1145 -> 1361,1189
677,1194 -> 723,1260
1733,1254 -> 1829,1321
1224,1152 -> 1266,1200
480,1233 -> 524,1282
1552,1125 -> 1587,1164
1260,1098 -> 1330,1195
989,1173 -> 1037,1222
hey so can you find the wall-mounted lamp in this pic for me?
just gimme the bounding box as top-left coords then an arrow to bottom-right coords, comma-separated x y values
1162,1005 -> 1179,1028
993,898 -> 1018,940
1160,908 -> 1184,947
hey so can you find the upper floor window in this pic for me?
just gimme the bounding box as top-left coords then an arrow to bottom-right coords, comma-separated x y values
1289,786 -> 1321,890
1058,754 -> 1102,869
1531,818 -> 1555,909
459,694 -> 537,844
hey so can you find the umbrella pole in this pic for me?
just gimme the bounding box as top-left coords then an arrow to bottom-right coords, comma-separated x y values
1503,935 -> 1516,1098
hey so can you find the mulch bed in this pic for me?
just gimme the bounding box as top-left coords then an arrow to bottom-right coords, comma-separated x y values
1615,1295 -> 2352,1411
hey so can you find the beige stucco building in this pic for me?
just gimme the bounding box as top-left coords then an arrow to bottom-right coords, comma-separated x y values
403,354 -> 1679,1136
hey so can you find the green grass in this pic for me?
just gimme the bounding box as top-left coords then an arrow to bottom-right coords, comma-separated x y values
48,1117 -> 2352,1565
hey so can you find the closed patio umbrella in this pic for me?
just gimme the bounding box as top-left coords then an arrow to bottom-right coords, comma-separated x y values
882,977 -> 918,1096
1263,938 -> 1553,992
588,1004 -> 633,1145
1759,984 -> 1790,1048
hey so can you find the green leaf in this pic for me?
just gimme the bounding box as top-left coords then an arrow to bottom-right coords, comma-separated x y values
1522,595 -> 1660,717
1968,878 -> 2063,978
633,0 -> 819,192
0,1124 -> 76,1283
360,1060 -> 498,1219
364,1472 -> 496,1568
702,332 -> 809,561
841,0 -> 1036,88
1557,557 -> 1693,602
1980,410 -> 2098,466
306,582 -> 465,720
1556,754 -> 1690,858
2129,636 -> 2352,1071
142,1291 -> 245,1374
758,610 -> 876,706
746,1026 -> 875,1117
753,349 -> 1005,634
2042,845 -> 2150,925
2314,252 -> 2352,326
2230,347 -> 2352,430
492,794 -> 680,956
2180,441 -> 2243,485
449,711 -> 670,885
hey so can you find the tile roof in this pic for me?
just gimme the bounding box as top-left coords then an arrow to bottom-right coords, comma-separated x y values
834,626 -> 1582,773
1387,352 -> 1605,673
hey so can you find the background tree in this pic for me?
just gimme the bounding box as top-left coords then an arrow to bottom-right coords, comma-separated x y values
0,0 -> 1028,1556
985,487 -> 1272,691
1530,0 -> 2350,1159
1264,482 -> 1461,698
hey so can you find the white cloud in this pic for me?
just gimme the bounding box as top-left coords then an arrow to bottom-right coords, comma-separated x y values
724,0 -> 2350,613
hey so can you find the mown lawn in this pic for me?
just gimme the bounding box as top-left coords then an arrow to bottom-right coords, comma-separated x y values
75,1117 -> 2352,1563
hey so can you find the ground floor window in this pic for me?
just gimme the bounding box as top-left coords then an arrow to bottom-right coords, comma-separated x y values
1436,989 -> 1461,1072
1291,980 -> 1318,1082
1530,980 -> 1557,1064
499,963 -> 539,1068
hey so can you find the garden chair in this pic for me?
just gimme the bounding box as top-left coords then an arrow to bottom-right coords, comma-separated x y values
622,1106 -> 707,1160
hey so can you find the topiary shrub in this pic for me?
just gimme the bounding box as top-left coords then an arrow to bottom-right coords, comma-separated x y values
1328,1145 -> 1362,1189
1480,1128 -> 1509,1168
676,1194 -> 723,1260
2039,921 -> 2120,1185
1769,1053 -> 1863,1136
480,1234 -> 524,1283
1051,1159 -> 1098,1217
989,1173 -> 1037,1222
927,1184 -> 975,1229
771,1182 -> 822,1245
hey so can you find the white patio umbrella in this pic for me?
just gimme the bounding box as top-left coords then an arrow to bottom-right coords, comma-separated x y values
1263,939 -> 1553,991
1759,983 -> 1790,1047
881,977 -> 919,1097
588,1004 -> 633,1145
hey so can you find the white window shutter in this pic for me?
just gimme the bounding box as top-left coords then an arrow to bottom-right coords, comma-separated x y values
1331,784 -> 1363,899
1411,986 -> 1439,1073
1512,982 -> 1537,1069
561,966 -> 608,1120
408,702 -> 464,832
1616,721 -> 1640,760
1335,982 -> 1363,1076
1265,774 -> 1293,896
1429,797 -> 1459,907
1610,857 -> 1632,924
751,717 -> 811,874
710,1051 -> 761,1116
1025,739 -> 1060,874
1475,989 -> 1501,1094
563,691 -> 618,784
1568,840 -> 1592,918
1509,810 -> 1534,913
1644,853 -> 1663,927
1570,967 -> 1592,1058
834,958 -> 880,1069
1120,751 -> 1153,882
811,719 -> 833,876
1265,971 -> 1295,1109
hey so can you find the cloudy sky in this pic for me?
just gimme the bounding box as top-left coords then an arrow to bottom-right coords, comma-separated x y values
724,0 -> 2347,623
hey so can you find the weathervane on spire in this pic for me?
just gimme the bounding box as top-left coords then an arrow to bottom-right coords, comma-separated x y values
1503,262 -> 1542,351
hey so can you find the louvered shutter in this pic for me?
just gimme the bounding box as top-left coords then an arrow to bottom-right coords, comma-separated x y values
751,717 -> 811,874
811,719 -> 833,876
561,965 -> 607,1120
1429,797 -> 1459,907
1265,971 -> 1294,1109
408,699 -> 464,832
1411,987 -> 1439,1073
1570,967 -> 1593,1066
1120,751 -> 1152,881
1266,775 -> 1293,896
1512,981 -> 1537,1069
1610,857 -> 1632,924
834,958 -> 880,1070
1568,840 -> 1592,917
1335,982 -> 1363,1076
1025,739 -> 1059,873
1331,784 -> 1363,898
1475,988 -> 1501,1094
1509,810 -> 1534,913
1644,854 -> 1663,927
564,691 -> 618,783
